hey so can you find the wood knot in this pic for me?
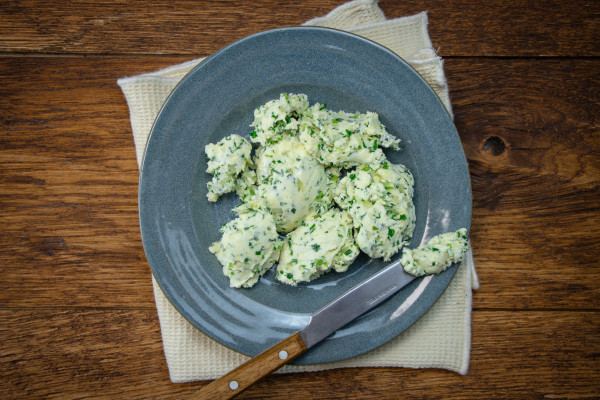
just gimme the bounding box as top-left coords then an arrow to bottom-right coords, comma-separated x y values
25,235 -> 68,256
483,136 -> 506,156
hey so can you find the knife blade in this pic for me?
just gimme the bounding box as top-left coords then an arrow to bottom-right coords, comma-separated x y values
191,259 -> 415,399
299,259 -> 415,348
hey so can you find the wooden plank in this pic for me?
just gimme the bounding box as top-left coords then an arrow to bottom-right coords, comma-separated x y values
380,0 -> 600,57
445,58 -> 600,310
0,57 -> 186,308
1,309 -> 598,399
0,0 -> 598,57
0,57 -> 598,309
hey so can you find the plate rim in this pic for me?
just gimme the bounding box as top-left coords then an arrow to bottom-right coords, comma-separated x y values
139,26 -> 472,364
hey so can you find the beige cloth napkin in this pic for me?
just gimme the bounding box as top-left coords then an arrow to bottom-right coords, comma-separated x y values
118,0 -> 479,382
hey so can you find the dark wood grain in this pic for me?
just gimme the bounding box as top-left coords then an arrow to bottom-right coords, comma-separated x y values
0,0 -> 598,56
1,310 -> 598,399
0,56 -> 167,308
445,58 -> 600,310
379,0 -> 600,57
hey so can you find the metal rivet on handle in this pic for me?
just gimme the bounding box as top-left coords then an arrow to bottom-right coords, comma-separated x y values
229,380 -> 239,390
278,350 -> 288,360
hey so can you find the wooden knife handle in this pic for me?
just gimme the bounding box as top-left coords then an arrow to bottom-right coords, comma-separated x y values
190,332 -> 307,400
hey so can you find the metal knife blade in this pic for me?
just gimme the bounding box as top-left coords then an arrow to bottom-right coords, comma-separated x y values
299,259 -> 415,348
193,260 -> 415,399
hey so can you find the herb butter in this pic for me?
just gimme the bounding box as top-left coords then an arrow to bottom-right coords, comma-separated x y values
209,209 -> 282,288
254,137 -> 336,233
205,93 -> 468,288
234,168 -> 258,203
299,103 -> 400,168
250,93 -> 308,147
401,228 -> 469,276
334,162 -> 416,261
205,134 -> 253,202
277,208 -> 359,286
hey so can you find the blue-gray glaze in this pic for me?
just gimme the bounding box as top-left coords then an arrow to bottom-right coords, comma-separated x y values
139,27 -> 472,365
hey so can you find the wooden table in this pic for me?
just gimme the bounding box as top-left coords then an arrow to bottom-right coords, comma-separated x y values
1,1 -> 599,398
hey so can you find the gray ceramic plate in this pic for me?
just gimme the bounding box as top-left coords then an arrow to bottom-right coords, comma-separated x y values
139,27 -> 471,365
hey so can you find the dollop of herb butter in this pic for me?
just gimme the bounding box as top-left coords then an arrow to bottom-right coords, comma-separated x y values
277,208 -> 359,286
400,228 -> 469,276
208,209 -> 282,288
334,162 -> 416,261
254,137 -> 335,234
298,103 -> 400,168
205,134 -> 253,202
250,93 -> 309,147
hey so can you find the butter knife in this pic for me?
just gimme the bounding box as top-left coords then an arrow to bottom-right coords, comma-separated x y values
191,259 -> 415,399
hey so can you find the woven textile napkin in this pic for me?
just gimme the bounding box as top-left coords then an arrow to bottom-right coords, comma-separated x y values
118,0 -> 479,382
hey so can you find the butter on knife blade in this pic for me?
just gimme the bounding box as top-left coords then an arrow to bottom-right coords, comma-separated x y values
192,260 -> 415,400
